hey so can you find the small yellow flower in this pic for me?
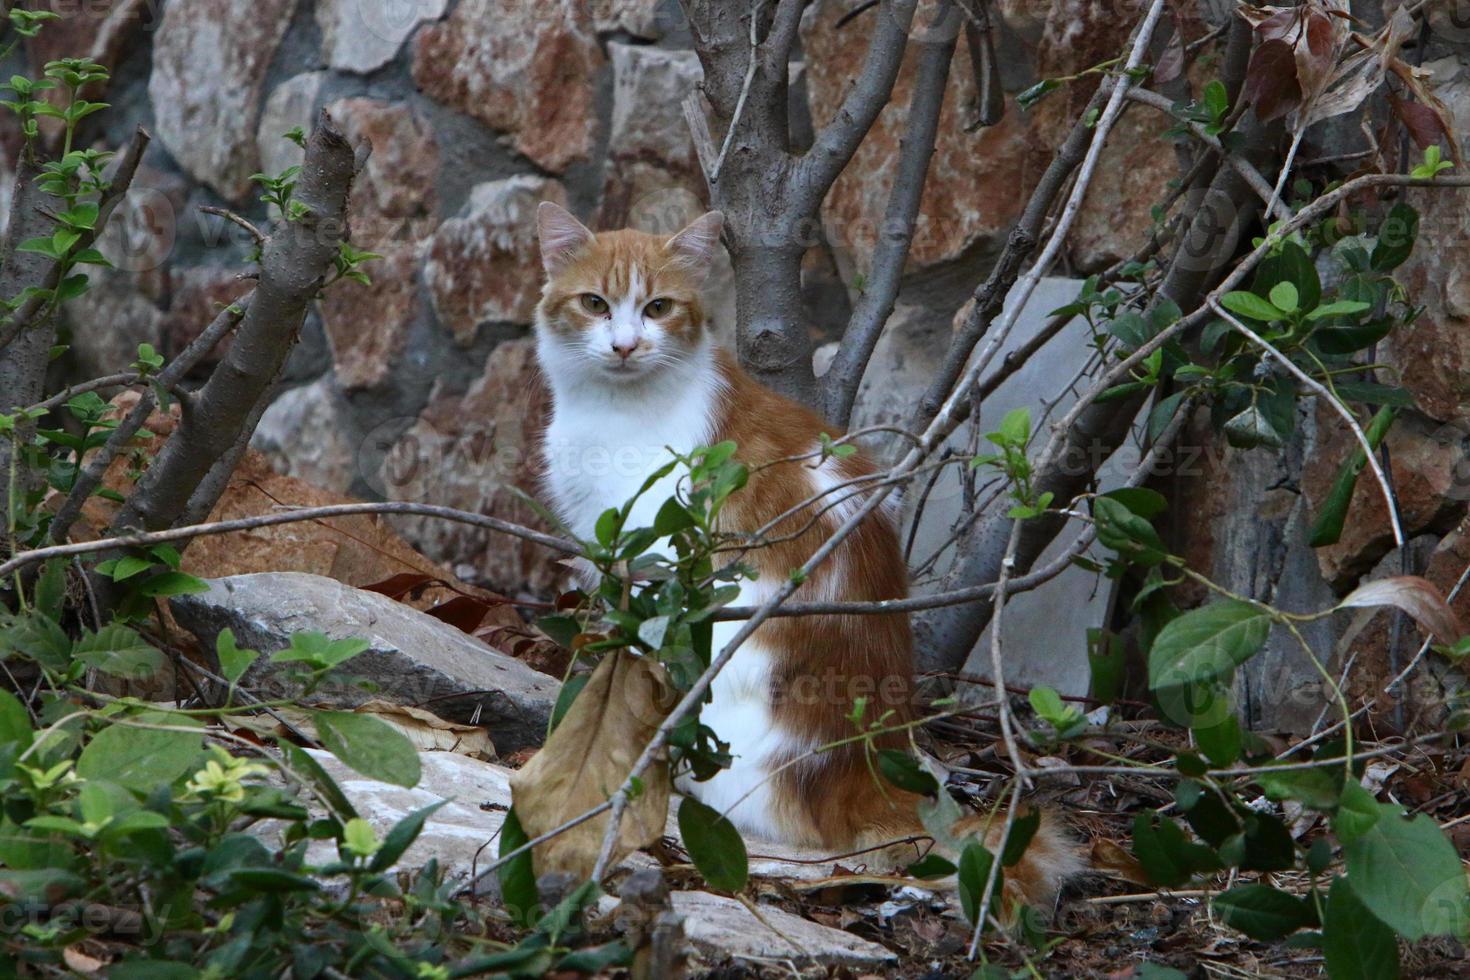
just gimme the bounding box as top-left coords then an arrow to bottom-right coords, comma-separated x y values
185,746 -> 269,802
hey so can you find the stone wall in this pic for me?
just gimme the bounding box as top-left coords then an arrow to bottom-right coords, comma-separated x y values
4,0 -> 1470,729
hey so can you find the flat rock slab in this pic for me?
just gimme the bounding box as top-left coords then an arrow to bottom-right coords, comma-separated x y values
270,749 -> 895,967
170,572 -> 558,751
596,891 -> 897,969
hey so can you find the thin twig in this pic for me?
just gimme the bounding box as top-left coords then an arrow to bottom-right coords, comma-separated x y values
2,502 -> 578,580
199,206 -> 266,246
1209,299 -> 1405,550
709,0 -> 764,184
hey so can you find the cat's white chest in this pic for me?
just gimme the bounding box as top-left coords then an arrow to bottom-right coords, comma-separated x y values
540,374 -> 721,540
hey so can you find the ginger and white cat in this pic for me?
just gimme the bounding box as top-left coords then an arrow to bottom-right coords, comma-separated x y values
533,202 -> 1079,908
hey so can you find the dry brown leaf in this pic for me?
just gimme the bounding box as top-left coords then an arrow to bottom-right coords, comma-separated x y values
62,946 -> 107,974
353,699 -> 495,760
1090,839 -> 1150,885
508,650 -> 676,879
1338,575 -> 1465,645
227,700 -> 495,760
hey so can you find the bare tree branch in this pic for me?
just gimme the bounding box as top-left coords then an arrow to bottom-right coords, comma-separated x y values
0,126 -> 150,355
911,81 -> 1112,434
683,0 -> 918,407
109,111 -> 356,539
823,0 -> 957,428
0,501 -> 578,581
49,295 -> 253,544
794,0 -> 919,209
0,130 -> 148,531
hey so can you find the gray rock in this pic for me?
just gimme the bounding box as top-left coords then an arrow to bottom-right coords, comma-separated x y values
170,572 -> 558,751
256,72 -> 329,181
259,747 -> 515,887
148,0 -> 297,200
597,891 -> 897,968
253,377 -> 360,496
838,282 -> 1142,697
316,0 -> 449,75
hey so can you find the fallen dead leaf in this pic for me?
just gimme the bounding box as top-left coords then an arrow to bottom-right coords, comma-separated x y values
62,946 -> 106,974
509,650 -> 675,879
1090,839 -> 1149,885
1339,575 -> 1464,646
353,699 -> 495,760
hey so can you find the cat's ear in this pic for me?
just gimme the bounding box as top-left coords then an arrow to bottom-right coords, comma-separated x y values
666,211 -> 724,281
537,202 -> 594,274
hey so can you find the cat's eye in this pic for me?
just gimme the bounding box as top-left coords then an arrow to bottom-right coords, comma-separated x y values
580,293 -> 609,315
643,297 -> 672,318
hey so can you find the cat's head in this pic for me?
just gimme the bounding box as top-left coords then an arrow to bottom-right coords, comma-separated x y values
534,202 -> 723,384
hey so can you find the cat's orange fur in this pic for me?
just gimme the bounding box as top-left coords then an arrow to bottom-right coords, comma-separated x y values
534,202 -> 1081,911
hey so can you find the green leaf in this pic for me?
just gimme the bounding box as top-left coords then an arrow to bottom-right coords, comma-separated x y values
876,749 -> 940,796
1255,765 -> 1343,810
653,498 -> 694,535
1223,405 -> 1284,449
283,742 -> 357,820
1220,291 -> 1284,322
1371,203 -> 1419,271
1194,711 -> 1242,766
990,407 -> 1031,448
370,799 -> 447,871
1305,300 -> 1373,321
215,628 -> 259,685
1149,600 -> 1271,690
1254,241 -> 1321,312
313,710 -> 421,788
225,868 -> 321,893
135,571 -> 210,598
498,807 -> 540,927
74,624 -> 162,679
1102,487 -> 1169,520
1131,811 -> 1221,887
957,840 -> 1001,926
1000,810 -> 1041,867
270,631 -> 370,668
1268,281 -> 1299,314
678,796 -> 748,892
548,672 -> 590,734
1309,407 -> 1395,547
107,555 -> 154,581
1017,78 -> 1061,110
1332,382 -> 1414,407
1341,803 -> 1470,940
1214,884 -> 1313,941
1324,875 -> 1400,980
594,508 -> 620,547
1093,496 -> 1167,566
907,853 -> 957,879
1148,390 -> 1188,442
76,711 -> 203,791
0,689 -> 33,750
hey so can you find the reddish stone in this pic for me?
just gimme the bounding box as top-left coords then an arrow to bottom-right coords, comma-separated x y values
148,0 -> 297,199
379,338 -> 561,596
318,244 -> 423,391
1387,185 -> 1470,421
1027,1 -> 1183,271
1302,403 -> 1469,589
161,267 -> 253,375
424,175 -> 567,344
802,0 -> 1031,273
412,0 -> 601,173
326,97 -> 440,252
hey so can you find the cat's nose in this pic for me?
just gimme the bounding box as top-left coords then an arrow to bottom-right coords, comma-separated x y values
611,339 -> 642,360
